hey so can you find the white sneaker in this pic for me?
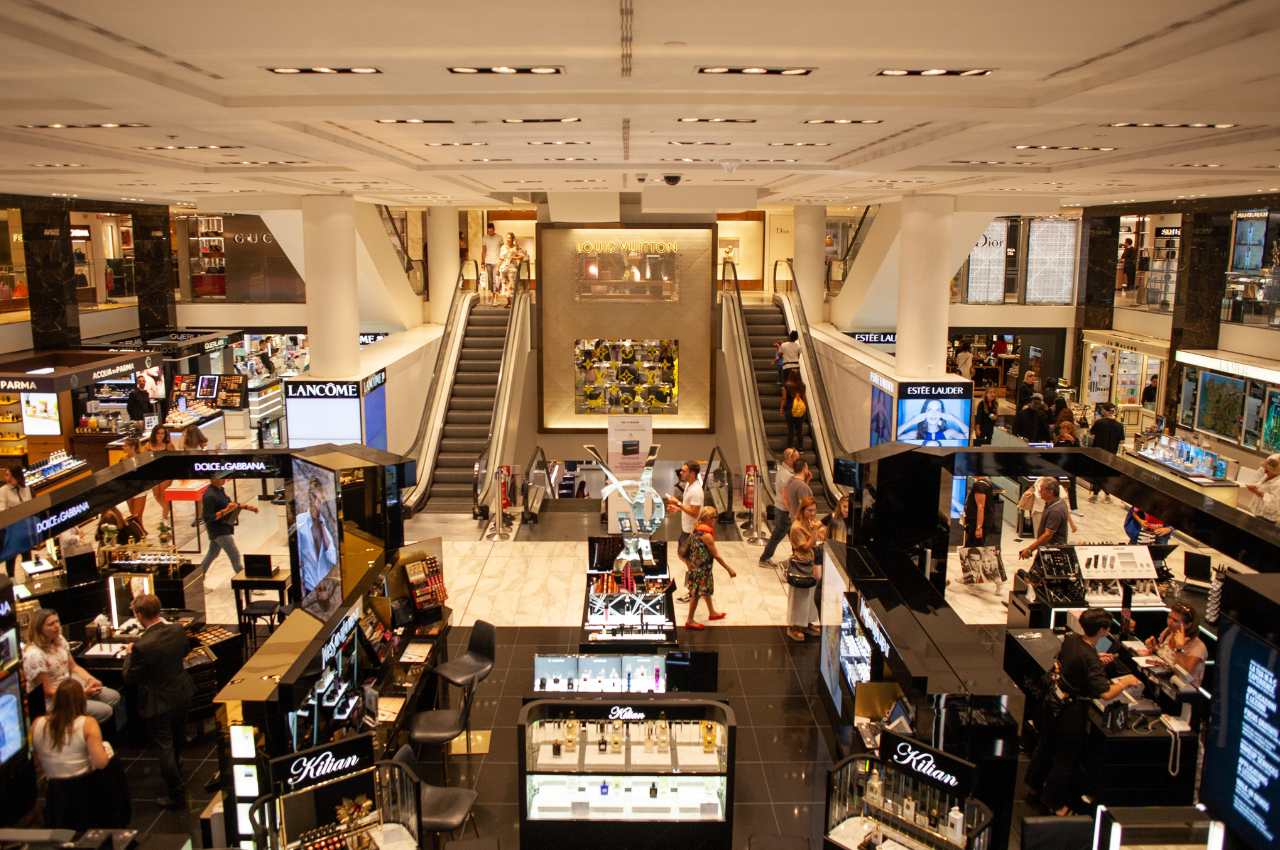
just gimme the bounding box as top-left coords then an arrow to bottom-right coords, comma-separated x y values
1071,509 -> 1084,516
757,559 -> 774,569
1087,494 -> 1098,503
1103,495 -> 1113,504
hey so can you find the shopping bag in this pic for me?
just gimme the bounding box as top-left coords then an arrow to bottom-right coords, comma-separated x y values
958,547 -> 983,585
980,546 -> 1007,583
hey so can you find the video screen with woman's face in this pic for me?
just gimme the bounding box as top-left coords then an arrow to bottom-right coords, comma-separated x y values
293,458 -> 343,620
895,382 -> 973,447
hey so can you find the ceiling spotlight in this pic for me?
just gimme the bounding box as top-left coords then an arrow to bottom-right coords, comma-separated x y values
350,68 -> 379,74
921,69 -> 946,76
545,157 -> 595,161
466,158 -> 512,162
313,68 -> 336,74
426,141 -> 486,146
742,67 -> 767,74
530,67 -> 558,74
30,163 -> 83,167
769,142 -> 830,146
805,119 -> 881,124
697,66 -> 813,75
781,68 -> 808,75
877,68 -> 991,76
491,66 -> 517,74
451,67 -> 479,73
701,67 -> 729,74
268,67 -> 381,74
272,68 -> 301,74
677,118 -> 756,123
881,70 -> 908,76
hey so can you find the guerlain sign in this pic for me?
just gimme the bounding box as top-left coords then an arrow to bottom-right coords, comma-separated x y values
269,732 -> 374,791
879,729 -> 975,797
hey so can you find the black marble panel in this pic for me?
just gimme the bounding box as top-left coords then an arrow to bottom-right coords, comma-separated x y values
1075,215 -> 1118,332
1166,210 -> 1231,426
130,212 -> 176,334
20,208 -> 80,349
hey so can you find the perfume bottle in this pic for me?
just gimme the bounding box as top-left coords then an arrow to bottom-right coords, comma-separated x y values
610,720 -> 623,754
600,779 -> 609,796
552,738 -> 562,758
903,795 -> 916,823
702,721 -> 716,753
930,808 -> 939,830
626,668 -> 632,691
650,781 -> 658,798
655,666 -> 661,691
644,724 -> 655,753
565,715 -> 578,752
657,720 -> 669,753
947,806 -> 966,844
865,768 -> 883,807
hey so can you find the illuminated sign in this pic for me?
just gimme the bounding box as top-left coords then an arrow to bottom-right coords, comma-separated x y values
608,706 -> 646,721
35,500 -> 91,535
870,371 -> 896,393
852,332 -> 898,345
879,729 -> 975,796
858,596 -> 891,659
91,362 -> 138,381
576,240 -> 678,254
286,381 -> 360,399
269,732 -> 374,792
1237,210 -> 1269,220
321,605 -> 360,667
361,370 -> 387,396
70,227 -> 90,239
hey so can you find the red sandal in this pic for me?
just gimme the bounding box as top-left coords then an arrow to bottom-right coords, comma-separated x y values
684,621 -> 706,630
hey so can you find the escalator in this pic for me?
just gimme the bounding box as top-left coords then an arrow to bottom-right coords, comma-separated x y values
742,300 -> 821,477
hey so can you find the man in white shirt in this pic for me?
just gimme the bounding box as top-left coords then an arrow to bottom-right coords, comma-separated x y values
779,331 -> 801,381
758,449 -> 797,568
666,460 -> 705,603
481,223 -> 503,300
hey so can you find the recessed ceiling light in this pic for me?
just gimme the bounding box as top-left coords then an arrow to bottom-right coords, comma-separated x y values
501,118 -> 580,123
375,119 -> 454,124
448,65 -> 562,75
120,197 -> 145,202
139,144 -> 244,150
19,123 -> 147,129
1104,122 -> 1235,129
750,158 -> 799,163
223,160 -> 308,165
426,142 -> 487,146
565,179 -> 607,183
545,157 -> 596,161
669,141 -> 730,146
805,119 -> 881,124
661,158 -> 709,162
466,158 -> 512,162
527,141 -> 589,145
1012,144 -> 1115,151
267,67 -> 382,74
698,66 -> 813,75
1172,163 -> 1222,167
30,163 -> 84,167
678,118 -> 756,123
768,142 -> 830,146
876,68 -> 992,76
503,180 -> 543,184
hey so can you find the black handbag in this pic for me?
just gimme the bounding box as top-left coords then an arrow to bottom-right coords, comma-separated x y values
786,558 -> 816,588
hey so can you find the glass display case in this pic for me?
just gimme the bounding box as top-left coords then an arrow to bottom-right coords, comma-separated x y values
518,698 -> 734,850
582,537 -> 676,649
825,748 -> 993,850
533,654 -> 667,693
840,596 -> 874,687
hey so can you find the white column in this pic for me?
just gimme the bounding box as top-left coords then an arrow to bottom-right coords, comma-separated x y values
895,195 -> 955,379
792,204 -> 826,317
425,206 -> 461,324
301,195 -> 361,378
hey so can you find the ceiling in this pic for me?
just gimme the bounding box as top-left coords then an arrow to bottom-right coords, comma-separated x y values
0,0 -> 1278,211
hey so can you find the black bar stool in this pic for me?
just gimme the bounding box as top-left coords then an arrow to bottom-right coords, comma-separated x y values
238,599 -> 281,649
431,620 -> 495,754
410,674 -> 477,783
391,744 -> 478,850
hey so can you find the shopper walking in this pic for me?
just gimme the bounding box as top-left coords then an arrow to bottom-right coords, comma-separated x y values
498,231 -> 524,306
683,505 -> 736,630
24,608 -> 121,723
1120,238 -> 1137,291
666,460 -> 704,571
963,474 -> 998,549
974,387 -> 999,446
147,423 -> 174,508
779,330 -> 801,381
1088,403 -> 1126,503
785,496 -> 825,642
955,342 -> 973,379
1026,608 -> 1142,815
1052,422 -> 1083,514
781,370 -> 810,452
117,437 -> 149,528
198,476 -> 259,582
481,222 -> 502,301
1018,478 -> 1071,560
122,594 -> 196,809
758,449 -> 797,568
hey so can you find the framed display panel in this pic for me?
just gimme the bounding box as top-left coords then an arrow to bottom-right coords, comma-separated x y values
1195,371 -> 1246,442
869,385 -> 893,447
1262,387 -> 1280,455
538,225 -> 715,432
518,698 -> 734,850
575,339 -> 677,415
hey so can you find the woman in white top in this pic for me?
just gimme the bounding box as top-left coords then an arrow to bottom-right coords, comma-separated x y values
498,232 -> 524,304
23,608 -> 121,723
32,679 -> 112,779
1,464 -> 32,576
1143,602 -> 1209,688
1247,457 -> 1280,523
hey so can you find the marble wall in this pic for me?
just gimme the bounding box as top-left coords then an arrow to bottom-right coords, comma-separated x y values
20,208 -> 80,349
131,212 -> 176,334
1166,210 -> 1232,425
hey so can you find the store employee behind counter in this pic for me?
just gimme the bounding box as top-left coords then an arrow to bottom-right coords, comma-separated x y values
1025,608 -> 1141,816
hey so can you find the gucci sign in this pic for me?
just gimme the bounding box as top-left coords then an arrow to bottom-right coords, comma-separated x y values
233,232 -> 275,244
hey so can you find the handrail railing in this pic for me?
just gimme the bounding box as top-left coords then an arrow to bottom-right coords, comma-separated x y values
405,260 -> 479,513
772,259 -> 794,293
704,444 -> 735,522
375,204 -> 414,275
777,258 -> 848,506
472,260 -> 532,517
825,204 -> 876,295
721,259 -> 779,515
522,445 -> 554,507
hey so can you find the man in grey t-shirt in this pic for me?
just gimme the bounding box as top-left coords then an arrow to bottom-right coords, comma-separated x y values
785,462 -> 813,523
758,451 -> 797,568
1019,478 -> 1070,560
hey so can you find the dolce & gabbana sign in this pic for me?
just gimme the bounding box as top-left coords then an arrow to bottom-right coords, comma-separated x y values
286,381 -> 360,399
269,732 -> 374,791
878,729 -> 975,797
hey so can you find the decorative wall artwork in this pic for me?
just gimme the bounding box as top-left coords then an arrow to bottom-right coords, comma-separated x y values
575,339 -> 677,415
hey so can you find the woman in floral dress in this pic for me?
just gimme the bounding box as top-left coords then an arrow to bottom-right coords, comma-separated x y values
684,505 -> 736,629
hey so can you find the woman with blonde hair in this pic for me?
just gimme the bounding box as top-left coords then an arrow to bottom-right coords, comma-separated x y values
23,608 -> 121,723
786,496 -> 825,642
683,505 -> 737,629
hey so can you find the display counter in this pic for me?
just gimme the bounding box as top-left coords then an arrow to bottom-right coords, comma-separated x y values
1002,627 -> 1200,806
1126,441 -> 1239,507
163,408 -> 226,448
518,697 -> 734,850
22,452 -> 91,494
581,536 -> 676,651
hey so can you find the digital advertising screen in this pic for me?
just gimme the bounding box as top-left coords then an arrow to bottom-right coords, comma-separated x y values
1262,388 -> 1280,455
284,382 -> 362,449
362,383 -> 387,452
140,366 -> 165,401
869,385 -> 894,447
20,392 -> 61,436
1201,617 -> 1279,849
1195,371 -> 1245,442
196,375 -> 218,399
293,458 -> 342,621
0,672 -> 24,764
895,382 -> 972,447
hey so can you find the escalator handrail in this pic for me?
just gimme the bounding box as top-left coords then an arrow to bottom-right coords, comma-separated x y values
825,205 -> 875,294
778,258 -> 848,506
720,259 -> 778,511
405,260 -> 479,511
473,261 -> 532,513
522,445 -> 554,507
375,204 -> 414,275
771,259 -> 794,293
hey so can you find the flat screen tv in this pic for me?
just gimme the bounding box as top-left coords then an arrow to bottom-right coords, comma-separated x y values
1201,617 -> 1280,848
869,385 -> 893,447
1195,371 -> 1245,442
293,458 -> 343,621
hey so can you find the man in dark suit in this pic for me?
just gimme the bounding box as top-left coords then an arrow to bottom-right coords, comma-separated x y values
123,593 -> 196,808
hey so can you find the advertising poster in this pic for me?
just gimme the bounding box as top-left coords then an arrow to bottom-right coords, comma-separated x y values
293,458 -> 342,620
895,382 -> 973,447
20,392 -> 60,436
1262,388 -> 1280,455
605,415 -> 652,534
1196,371 -> 1245,442
575,339 -> 677,415
869,385 -> 893,447
1087,346 -> 1114,404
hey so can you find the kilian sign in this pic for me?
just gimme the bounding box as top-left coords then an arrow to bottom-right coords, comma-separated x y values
269,732 -> 374,791
879,729 -> 975,797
